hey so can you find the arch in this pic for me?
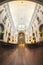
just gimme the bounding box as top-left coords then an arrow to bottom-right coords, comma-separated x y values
18,31 -> 25,44
0,0 -> 43,5
0,24 -> 4,39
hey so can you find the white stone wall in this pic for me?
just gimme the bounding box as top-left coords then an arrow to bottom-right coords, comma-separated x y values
0,3 -> 17,43
26,4 -> 43,43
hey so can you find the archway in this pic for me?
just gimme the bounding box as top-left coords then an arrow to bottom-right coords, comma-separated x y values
18,32 -> 25,44
39,24 -> 43,37
0,24 -> 4,39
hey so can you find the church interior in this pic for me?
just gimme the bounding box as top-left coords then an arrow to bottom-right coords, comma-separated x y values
0,0 -> 43,65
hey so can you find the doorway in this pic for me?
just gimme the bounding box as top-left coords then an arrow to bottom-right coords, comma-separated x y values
39,24 -> 43,37
0,24 -> 4,39
18,32 -> 25,44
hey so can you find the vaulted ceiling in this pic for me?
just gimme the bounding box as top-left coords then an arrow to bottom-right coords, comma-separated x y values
8,1 -> 36,30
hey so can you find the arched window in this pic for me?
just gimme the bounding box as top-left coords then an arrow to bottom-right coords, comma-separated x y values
0,24 -> 4,39
39,24 -> 43,37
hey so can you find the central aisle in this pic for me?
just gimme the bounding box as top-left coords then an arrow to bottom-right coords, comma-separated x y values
0,45 -> 43,65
